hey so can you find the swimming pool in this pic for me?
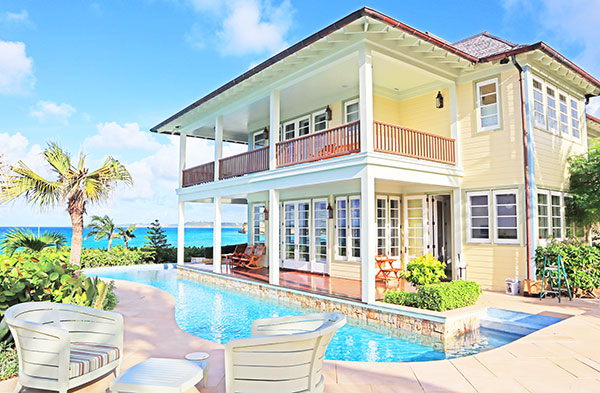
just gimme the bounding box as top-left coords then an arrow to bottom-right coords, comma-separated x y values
91,267 -> 559,362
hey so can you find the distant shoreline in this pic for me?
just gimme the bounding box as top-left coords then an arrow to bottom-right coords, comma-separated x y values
0,225 -> 244,229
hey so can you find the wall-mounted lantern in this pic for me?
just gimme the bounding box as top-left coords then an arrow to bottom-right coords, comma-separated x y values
262,126 -> 269,140
325,105 -> 332,121
327,203 -> 334,219
264,207 -> 269,221
435,91 -> 444,109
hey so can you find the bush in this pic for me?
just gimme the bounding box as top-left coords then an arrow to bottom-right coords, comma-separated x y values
383,281 -> 481,312
535,241 -> 600,296
80,246 -> 153,268
402,254 -> 446,286
0,341 -> 17,380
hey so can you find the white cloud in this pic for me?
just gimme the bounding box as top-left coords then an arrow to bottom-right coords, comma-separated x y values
0,132 -> 47,176
29,100 -> 76,123
3,10 -> 29,22
84,122 -> 162,151
0,40 -> 35,95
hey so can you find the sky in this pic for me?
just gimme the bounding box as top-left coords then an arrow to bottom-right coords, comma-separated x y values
1,0 -> 600,227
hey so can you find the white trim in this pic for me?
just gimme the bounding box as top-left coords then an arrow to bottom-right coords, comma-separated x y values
492,189 -> 520,245
344,98 -> 359,123
537,189 -> 550,241
466,191 -> 491,244
476,78 -> 500,132
550,191 -> 563,240
545,83 -> 558,135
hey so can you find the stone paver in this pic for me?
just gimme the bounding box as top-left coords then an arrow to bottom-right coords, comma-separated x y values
0,279 -> 598,393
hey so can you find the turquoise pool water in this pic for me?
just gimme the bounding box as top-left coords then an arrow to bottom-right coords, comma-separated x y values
93,268 -> 544,362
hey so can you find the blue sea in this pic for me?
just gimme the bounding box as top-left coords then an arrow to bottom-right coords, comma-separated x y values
0,226 -> 247,250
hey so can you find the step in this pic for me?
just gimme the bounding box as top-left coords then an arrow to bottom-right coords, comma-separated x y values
481,308 -> 563,336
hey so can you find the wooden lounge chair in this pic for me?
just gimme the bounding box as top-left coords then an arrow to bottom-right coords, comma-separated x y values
225,312 -> 346,393
375,254 -> 402,282
230,244 -> 254,267
240,244 -> 265,270
223,243 -> 247,267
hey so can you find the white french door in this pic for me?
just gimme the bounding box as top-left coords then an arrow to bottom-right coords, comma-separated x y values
403,195 -> 428,266
312,199 -> 328,274
282,201 -> 311,271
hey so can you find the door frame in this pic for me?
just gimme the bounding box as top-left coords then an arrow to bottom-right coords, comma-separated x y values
402,195 -> 428,268
311,198 -> 329,274
281,200 -> 311,272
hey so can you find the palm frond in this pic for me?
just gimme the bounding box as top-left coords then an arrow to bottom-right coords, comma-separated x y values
44,142 -> 73,179
0,161 -> 62,207
84,157 -> 132,204
1,228 -> 67,255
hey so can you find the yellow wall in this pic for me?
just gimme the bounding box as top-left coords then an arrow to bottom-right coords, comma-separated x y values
533,129 -> 586,190
463,244 -> 527,291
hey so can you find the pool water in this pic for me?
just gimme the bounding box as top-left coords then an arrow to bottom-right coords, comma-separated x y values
92,268 -> 554,362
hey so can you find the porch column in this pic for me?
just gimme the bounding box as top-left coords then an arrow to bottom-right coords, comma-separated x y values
213,196 -> 222,273
452,188 -> 464,280
269,89 -> 280,170
177,201 -> 185,265
179,133 -> 187,187
358,46 -> 374,153
215,115 -> 223,182
449,83 -> 461,166
268,189 -> 280,285
361,171 -> 376,303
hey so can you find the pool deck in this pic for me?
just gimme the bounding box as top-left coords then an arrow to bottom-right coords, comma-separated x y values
2,280 -> 600,393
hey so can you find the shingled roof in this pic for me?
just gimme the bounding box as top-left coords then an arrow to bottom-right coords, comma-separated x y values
453,32 -> 523,58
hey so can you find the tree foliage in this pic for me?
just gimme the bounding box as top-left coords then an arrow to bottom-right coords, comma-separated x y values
117,225 -> 136,249
86,215 -> 118,251
0,228 -> 67,256
144,219 -> 170,263
567,143 -> 600,243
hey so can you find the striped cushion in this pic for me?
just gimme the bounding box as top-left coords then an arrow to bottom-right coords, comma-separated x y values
69,343 -> 120,378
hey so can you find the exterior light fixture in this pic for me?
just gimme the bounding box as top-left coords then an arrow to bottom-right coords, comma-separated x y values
435,91 -> 444,109
327,203 -> 334,219
263,207 -> 269,221
325,105 -> 332,121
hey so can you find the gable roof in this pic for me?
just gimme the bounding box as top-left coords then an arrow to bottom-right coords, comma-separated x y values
453,32 -> 523,58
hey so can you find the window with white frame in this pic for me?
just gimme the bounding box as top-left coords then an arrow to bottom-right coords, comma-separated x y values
559,93 -> 570,136
467,192 -> 490,242
538,191 -> 549,239
476,78 -> 500,131
253,130 -> 267,148
313,110 -> 328,132
252,204 -> 266,245
335,196 -> 361,261
335,197 -> 347,258
389,198 -> 401,259
551,192 -> 562,239
345,99 -> 359,123
349,196 -> 361,259
494,190 -> 519,243
546,86 -> 558,134
376,197 -> 387,255
571,99 -> 580,139
313,199 -> 328,264
533,78 -> 546,129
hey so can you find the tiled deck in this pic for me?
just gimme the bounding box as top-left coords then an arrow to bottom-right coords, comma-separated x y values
2,279 -> 599,393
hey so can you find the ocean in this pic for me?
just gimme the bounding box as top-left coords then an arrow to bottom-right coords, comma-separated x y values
0,226 -> 248,250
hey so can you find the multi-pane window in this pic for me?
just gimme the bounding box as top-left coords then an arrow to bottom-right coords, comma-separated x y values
335,196 -> 361,261
546,86 -> 558,134
389,198 -> 401,258
313,200 -> 328,264
349,196 -> 361,259
559,93 -> 569,136
476,78 -> 500,131
376,197 -> 387,255
551,193 -> 562,239
345,99 -> 359,123
253,130 -> 267,148
253,204 -> 266,245
571,99 -> 580,139
533,79 -> 546,129
374,196 -> 401,258
336,197 -> 347,258
538,192 -> 549,239
313,111 -> 328,132
494,190 -> 519,243
467,192 -> 490,242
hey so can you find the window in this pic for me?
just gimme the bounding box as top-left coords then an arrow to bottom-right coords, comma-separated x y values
313,110 -> 328,132
335,196 -> 360,261
389,197 -> 401,259
376,197 -> 387,255
538,191 -> 549,239
571,99 -> 580,139
467,192 -> 490,242
252,204 -> 266,245
533,78 -> 546,129
559,93 -> 569,136
349,196 -> 361,259
335,197 -> 347,258
345,99 -> 359,123
494,190 -> 519,243
253,130 -> 267,148
551,192 -> 562,239
476,78 -> 500,131
313,199 -> 328,264
546,86 -> 558,134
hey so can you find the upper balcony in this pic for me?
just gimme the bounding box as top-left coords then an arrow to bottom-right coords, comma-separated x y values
181,120 -> 455,187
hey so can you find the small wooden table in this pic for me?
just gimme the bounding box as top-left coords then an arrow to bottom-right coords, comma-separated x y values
110,358 -> 205,393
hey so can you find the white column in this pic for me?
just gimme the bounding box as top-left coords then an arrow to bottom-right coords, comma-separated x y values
179,133 -> 187,188
268,189 -> 280,285
449,83 -> 461,166
358,46 -> 374,153
452,188 -> 464,280
360,171 -> 376,303
177,201 -> 185,265
214,116 -> 223,182
213,196 -> 222,273
269,90 -> 280,170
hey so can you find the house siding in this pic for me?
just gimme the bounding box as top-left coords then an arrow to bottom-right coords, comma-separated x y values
464,244 -> 527,291
532,128 -> 586,189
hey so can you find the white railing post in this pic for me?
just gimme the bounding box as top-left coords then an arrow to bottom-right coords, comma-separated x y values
213,196 -> 222,273
215,116 -> 223,182
269,90 -> 280,170
177,201 -> 185,265
361,170 -> 376,303
268,189 -> 280,285
359,46 -> 374,153
179,133 -> 187,187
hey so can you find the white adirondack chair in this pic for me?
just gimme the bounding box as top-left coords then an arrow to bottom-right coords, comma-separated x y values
225,312 -> 346,393
5,302 -> 123,393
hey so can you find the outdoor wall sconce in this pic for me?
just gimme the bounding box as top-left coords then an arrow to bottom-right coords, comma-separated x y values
325,105 -> 332,121
327,203 -> 334,219
264,207 -> 269,221
435,91 -> 444,109
262,126 -> 269,139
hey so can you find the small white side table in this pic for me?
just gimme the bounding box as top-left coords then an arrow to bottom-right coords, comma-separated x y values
110,357 -> 204,393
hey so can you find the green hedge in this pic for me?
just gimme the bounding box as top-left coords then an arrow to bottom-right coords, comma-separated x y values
383,281 -> 481,312
535,241 -> 600,296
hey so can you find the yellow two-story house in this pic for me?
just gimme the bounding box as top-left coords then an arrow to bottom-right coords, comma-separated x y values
150,7 -> 600,302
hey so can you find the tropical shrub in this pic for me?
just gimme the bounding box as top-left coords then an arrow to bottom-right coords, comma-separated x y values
402,254 -> 446,287
383,281 -> 481,312
0,341 -> 18,380
535,241 -> 600,296
80,246 -> 153,268
0,228 -> 67,255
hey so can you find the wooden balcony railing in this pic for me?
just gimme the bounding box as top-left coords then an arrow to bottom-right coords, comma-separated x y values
374,121 -> 456,165
276,121 -> 360,168
219,146 -> 269,180
182,161 -> 215,187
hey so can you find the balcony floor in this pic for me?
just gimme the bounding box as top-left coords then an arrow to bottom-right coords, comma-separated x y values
189,263 -> 415,302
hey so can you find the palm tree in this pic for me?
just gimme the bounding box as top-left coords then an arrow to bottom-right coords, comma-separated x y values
1,228 -> 67,255
116,224 -> 136,249
86,215 -> 119,251
0,142 -> 132,265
